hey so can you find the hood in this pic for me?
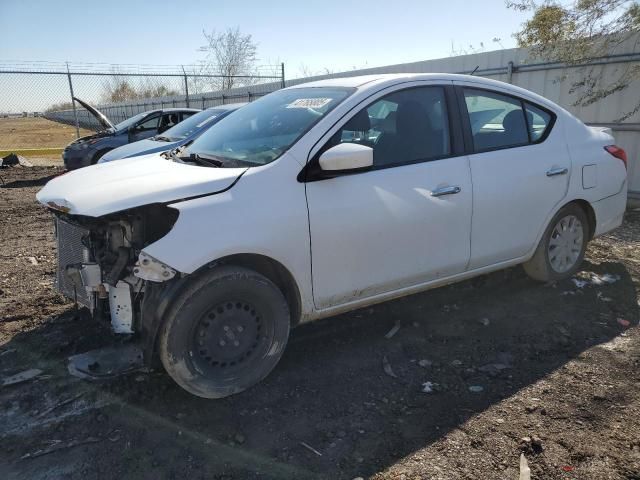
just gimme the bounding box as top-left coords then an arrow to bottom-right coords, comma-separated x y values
68,130 -> 114,148
99,138 -> 180,163
73,97 -> 114,130
36,153 -> 247,217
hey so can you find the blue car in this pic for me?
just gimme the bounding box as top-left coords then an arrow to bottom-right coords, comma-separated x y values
99,103 -> 246,163
62,97 -> 200,170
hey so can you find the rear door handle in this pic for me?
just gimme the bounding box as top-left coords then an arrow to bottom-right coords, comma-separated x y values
431,185 -> 461,197
546,167 -> 568,177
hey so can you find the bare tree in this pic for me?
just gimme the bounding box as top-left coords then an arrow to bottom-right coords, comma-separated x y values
298,63 -> 315,78
449,41 -> 487,56
101,76 -> 138,103
100,72 -> 179,103
297,63 -> 335,79
198,27 -> 258,90
137,77 -> 179,99
46,101 -> 74,112
507,0 -> 640,120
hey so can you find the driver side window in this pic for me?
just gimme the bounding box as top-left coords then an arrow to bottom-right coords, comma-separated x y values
331,86 -> 451,168
136,114 -> 160,132
159,112 -> 180,133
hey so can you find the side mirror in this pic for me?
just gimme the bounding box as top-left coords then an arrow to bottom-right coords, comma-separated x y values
319,143 -> 373,172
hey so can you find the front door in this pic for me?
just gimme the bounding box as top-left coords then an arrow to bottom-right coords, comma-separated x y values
305,85 -> 473,309
130,114 -> 160,141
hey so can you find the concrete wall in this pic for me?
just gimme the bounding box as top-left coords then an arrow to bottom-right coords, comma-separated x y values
286,38 -> 640,196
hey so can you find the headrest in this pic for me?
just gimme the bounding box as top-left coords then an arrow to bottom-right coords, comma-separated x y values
396,101 -> 429,133
502,110 -> 526,132
344,109 -> 371,131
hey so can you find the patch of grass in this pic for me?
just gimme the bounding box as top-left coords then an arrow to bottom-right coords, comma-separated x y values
0,117 -> 93,157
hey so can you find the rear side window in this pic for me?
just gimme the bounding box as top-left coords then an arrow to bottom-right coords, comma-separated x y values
463,89 -> 528,151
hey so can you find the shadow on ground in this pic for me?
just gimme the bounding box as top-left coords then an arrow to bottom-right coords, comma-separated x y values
1,257 -> 637,479
0,173 -> 59,189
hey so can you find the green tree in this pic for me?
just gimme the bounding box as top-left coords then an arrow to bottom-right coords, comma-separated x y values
508,0 -> 640,119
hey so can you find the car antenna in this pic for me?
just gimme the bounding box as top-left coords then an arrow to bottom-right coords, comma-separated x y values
470,65 -> 479,76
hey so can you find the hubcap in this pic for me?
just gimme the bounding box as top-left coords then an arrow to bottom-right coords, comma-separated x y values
193,301 -> 263,369
548,214 -> 583,273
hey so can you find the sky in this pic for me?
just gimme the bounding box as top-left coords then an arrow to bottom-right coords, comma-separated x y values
0,0 -> 532,77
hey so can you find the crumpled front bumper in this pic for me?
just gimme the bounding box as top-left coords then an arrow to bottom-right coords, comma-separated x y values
54,217 -> 134,334
62,147 -> 91,170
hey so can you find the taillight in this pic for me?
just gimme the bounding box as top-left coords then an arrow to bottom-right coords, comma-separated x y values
604,145 -> 627,170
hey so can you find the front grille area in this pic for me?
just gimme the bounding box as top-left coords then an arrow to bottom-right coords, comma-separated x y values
55,217 -> 93,309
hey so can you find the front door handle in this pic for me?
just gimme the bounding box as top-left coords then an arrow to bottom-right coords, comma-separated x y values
546,167 -> 568,177
431,185 -> 461,197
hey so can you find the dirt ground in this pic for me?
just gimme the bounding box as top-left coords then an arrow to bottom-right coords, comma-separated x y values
0,117 -> 92,159
1,166 -> 639,480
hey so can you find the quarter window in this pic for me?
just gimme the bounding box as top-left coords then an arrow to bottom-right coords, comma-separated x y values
463,88 -> 528,151
524,102 -> 552,142
332,86 -> 451,167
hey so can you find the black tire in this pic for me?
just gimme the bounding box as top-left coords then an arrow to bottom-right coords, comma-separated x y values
159,266 -> 290,399
523,203 -> 589,282
91,149 -> 111,165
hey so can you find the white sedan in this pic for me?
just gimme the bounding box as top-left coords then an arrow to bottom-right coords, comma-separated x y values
37,73 -> 628,398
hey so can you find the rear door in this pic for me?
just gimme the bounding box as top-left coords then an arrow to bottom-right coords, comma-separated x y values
455,82 -> 570,269
305,83 -> 473,309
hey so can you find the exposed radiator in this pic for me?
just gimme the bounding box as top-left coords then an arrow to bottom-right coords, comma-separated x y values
54,217 -> 93,309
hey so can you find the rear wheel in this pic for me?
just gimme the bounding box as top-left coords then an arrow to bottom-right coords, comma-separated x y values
523,204 -> 589,282
159,266 -> 290,399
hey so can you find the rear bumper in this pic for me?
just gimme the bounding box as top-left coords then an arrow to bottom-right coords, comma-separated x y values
593,183 -> 627,236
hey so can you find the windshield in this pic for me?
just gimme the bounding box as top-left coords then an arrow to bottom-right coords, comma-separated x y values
113,112 -> 152,132
185,87 -> 353,166
160,109 -> 229,141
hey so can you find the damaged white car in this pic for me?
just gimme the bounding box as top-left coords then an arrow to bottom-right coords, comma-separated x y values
37,74 -> 628,398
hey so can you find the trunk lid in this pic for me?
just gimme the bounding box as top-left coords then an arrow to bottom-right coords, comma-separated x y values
588,125 -> 614,139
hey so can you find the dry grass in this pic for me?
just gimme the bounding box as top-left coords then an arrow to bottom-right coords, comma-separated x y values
0,117 -> 93,159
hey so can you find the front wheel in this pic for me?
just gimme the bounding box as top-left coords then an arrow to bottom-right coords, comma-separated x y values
523,204 -> 589,282
91,149 -> 111,165
159,266 -> 290,399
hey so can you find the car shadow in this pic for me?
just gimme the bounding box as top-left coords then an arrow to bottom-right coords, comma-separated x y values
1,261 -> 637,479
0,173 -> 59,188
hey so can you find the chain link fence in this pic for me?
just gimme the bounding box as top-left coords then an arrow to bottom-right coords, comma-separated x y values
0,62 -> 284,161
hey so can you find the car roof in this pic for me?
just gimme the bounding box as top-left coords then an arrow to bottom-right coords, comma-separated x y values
288,73 -> 562,111
288,73 -> 488,89
205,102 -> 247,111
160,108 -> 201,113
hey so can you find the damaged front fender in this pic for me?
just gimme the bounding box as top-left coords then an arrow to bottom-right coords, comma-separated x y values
133,252 -> 177,282
48,203 -> 181,339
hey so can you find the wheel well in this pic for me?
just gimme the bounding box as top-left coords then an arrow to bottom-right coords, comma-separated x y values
209,254 -> 302,326
91,148 -> 112,164
569,199 -> 596,240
